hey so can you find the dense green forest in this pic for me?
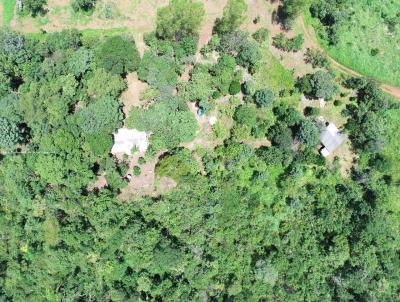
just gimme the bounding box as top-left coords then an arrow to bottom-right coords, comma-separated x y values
0,0 -> 399,301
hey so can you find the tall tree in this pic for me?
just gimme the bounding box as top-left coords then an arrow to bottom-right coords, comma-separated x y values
214,0 -> 248,34
156,0 -> 205,40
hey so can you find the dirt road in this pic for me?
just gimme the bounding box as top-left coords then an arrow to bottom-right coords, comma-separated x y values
298,16 -> 400,99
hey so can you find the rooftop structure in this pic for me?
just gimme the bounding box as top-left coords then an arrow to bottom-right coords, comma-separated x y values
111,128 -> 148,156
320,123 -> 346,157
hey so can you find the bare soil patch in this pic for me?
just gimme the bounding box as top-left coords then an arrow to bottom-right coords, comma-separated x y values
121,72 -> 148,117
118,150 -> 174,201
87,174 -> 108,191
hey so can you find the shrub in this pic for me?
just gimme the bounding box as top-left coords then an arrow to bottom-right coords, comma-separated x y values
309,71 -> 338,99
72,0 -> 95,12
87,68 -> 127,98
242,80 -> 256,95
156,148 -> 200,182
254,89 -> 275,107
156,0 -> 205,40
304,48 -> 330,68
95,36 -> 140,75
77,97 -> 122,134
304,106 -> 320,117
0,118 -> 20,148
268,122 -> 293,152
133,166 -> 141,176
214,0 -> 247,34
229,81 -> 241,95
297,120 -> 320,147
137,51 -> 179,93
273,33 -> 304,52
281,0 -> 308,30
252,28 -> 269,44
334,100 -> 342,107
236,40 -> 262,73
234,104 -> 257,127
138,157 -> 146,164
22,0 -> 47,17
296,75 -> 313,95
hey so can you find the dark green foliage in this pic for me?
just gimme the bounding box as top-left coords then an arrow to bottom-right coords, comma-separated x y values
44,29 -> 82,52
281,0 -> 309,29
299,71 -> 337,99
72,0 -> 95,11
229,80 -> 241,95
138,157 -> 146,164
242,80 -> 256,95
133,165 -> 141,176
95,36 -> 140,75
156,0 -> 205,40
268,122 -> 293,151
0,117 -> 21,148
219,30 -> 248,54
137,51 -> 179,94
310,0 -> 352,45
309,70 -> 337,99
156,148 -> 200,182
334,99 -> 342,106
214,0 -> 247,34
127,97 -> 197,151
76,96 -> 123,134
22,0 -> 47,16
233,104 -> 257,127
86,68 -> 127,98
254,89 -> 275,107
304,106 -> 321,116
297,120 -> 320,147
304,48 -> 330,68
235,39 -> 262,73
83,132 -> 113,157
252,27 -> 269,43
0,25 -> 399,302
296,74 -> 313,95
273,33 -> 304,52
345,82 -> 389,153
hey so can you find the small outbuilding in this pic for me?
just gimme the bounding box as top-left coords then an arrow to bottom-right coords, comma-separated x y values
319,123 -> 346,157
111,128 -> 148,156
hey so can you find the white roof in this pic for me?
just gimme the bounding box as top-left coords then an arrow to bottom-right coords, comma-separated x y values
111,128 -> 148,155
320,147 -> 330,157
209,116 -> 217,125
320,123 -> 346,153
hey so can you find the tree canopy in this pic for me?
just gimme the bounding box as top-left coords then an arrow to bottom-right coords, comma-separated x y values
156,0 -> 205,40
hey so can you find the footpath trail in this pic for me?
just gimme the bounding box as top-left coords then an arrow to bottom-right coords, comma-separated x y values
298,16 -> 400,99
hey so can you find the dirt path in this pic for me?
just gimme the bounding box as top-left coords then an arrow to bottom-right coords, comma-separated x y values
298,16 -> 400,99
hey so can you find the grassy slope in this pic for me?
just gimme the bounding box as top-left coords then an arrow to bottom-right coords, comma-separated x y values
305,0 -> 400,87
2,0 -> 16,27
254,45 -> 295,93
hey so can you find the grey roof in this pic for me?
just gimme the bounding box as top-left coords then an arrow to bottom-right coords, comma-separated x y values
320,123 -> 346,152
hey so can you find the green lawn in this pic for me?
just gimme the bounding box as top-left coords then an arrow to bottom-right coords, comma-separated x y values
305,0 -> 400,87
2,0 -> 16,27
254,45 -> 295,93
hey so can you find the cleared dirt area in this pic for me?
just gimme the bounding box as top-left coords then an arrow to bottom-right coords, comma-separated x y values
118,150 -> 172,201
121,72 -> 148,117
198,0 -> 227,49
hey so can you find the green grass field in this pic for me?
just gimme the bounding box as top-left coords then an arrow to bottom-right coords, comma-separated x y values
2,0 -> 16,27
254,45 -> 295,93
306,0 -> 400,87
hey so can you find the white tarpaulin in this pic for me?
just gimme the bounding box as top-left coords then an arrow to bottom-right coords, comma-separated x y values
111,128 -> 148,155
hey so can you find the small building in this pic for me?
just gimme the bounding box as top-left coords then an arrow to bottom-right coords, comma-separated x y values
111,128 -> 148,156
319,123 -> 346,157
